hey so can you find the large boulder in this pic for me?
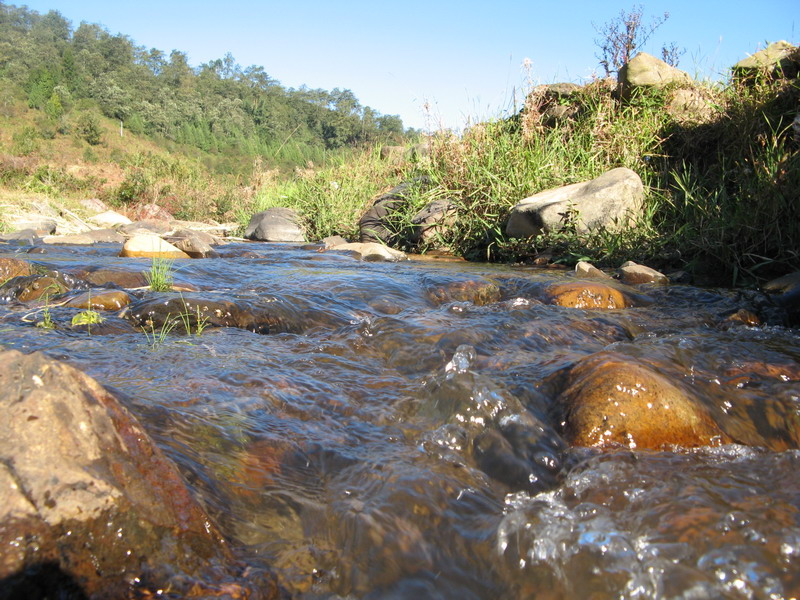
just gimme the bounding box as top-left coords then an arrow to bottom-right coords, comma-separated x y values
557,352 -> 731,449
733,41 -> 799,80
505,167 -> 644,239
245,207 -> 306,242
0,349 -> 282,598
618,52 -> 692,89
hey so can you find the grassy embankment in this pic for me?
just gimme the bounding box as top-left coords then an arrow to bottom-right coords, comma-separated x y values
0,71 -> 797,286
243,71 -> 799,285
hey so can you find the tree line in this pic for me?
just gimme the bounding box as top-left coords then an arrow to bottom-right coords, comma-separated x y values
0,1 -> 408,170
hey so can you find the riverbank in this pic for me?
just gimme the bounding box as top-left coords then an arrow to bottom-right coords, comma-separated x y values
1,44 -> 798,288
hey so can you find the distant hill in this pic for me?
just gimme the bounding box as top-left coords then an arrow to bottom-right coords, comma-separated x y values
0,1 -> 408,173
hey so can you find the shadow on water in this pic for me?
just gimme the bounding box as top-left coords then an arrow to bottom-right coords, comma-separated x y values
0,562 -> 88,600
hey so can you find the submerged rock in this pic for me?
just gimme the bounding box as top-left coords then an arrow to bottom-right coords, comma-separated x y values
63,289 -> 131,310
557,352 -> 731,449
425,276 -> 501,306
544,281 -> 634,309
71,267 -> 148,289
0,349 -> 283,598
0,257 -> 35,280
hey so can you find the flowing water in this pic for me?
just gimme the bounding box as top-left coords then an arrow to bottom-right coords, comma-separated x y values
1,240 -> 799,599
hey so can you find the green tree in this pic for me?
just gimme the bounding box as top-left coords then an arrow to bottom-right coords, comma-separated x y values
76,110 -> 102,145
26,66 -> 55,108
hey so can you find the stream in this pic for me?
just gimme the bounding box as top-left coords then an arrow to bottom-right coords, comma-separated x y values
1,240 -> 799,599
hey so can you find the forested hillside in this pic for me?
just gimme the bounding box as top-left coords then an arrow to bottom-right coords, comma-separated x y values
0,1 -> 407,173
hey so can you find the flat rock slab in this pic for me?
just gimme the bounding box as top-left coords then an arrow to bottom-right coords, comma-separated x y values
329,242 -> 407,262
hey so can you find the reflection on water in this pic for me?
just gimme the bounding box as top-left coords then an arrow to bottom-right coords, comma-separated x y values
1,241 -> 799,598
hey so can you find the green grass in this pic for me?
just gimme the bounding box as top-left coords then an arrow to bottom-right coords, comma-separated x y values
143,257 -> 175,292
141,316 -> 178,350
235,146 -> 403,241
177,295 -> 210,336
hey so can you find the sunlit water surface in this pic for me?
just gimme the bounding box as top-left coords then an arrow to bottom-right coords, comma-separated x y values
1,241 -> 799,599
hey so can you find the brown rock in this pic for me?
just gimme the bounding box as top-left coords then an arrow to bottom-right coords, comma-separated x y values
0,350 -> 283,598
558,352 -> 731,449
16,275 -> 68,302
73,267 -> 148,288
544,281 -> 632,309
0,257 -> 34,281
64,290 -> 131,310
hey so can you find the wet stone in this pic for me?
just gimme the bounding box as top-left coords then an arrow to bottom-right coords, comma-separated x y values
0,257 -> 34,281
544,281 -> 634,309
4,274 -> 72,302
425,277 -> 502,306
0,349 -> 284,599
557,351 -> 732,449
63,289 -> 131,311
71,267 -> 148,289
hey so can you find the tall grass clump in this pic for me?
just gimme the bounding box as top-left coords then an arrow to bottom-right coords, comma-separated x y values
387,73 -> 798,284
238,146 -> 403,241
403,81 -> 672,262
144,257 -> 175,292
657,77 -> 800,283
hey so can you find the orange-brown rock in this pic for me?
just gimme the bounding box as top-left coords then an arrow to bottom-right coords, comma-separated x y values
558,352 -> 731,449
16,276 -> 67,302
64,290 -> 131,310
0,257 -> 34,281
545,281 -> 632,309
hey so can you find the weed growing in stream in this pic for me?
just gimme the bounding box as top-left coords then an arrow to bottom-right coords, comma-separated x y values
141,317 -> 178,350
34,283 -> 63,330
144,257 -> 175,292
177,295 -> 210,336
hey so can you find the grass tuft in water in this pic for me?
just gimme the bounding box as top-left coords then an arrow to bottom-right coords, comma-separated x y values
141,316 -> 178,350
144,257 -> 175,292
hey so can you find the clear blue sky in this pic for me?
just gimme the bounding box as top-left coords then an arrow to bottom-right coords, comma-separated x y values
20,1 -> 799,131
